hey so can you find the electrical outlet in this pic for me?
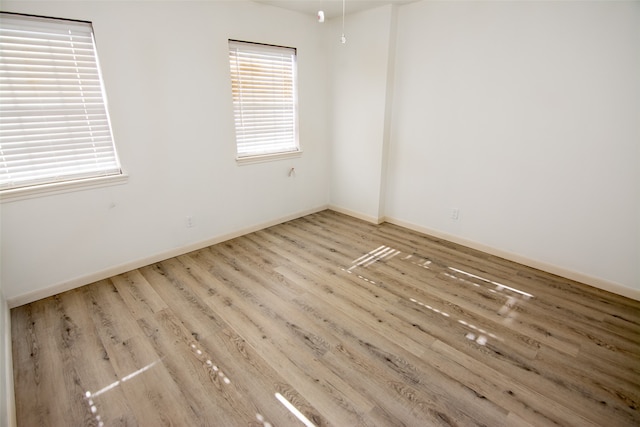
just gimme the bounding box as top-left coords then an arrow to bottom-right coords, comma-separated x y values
451,208 -> 460,221
186,216 -> 194,228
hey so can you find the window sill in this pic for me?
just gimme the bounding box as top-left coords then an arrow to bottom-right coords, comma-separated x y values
0,173 -> 129,203
236,150 -> 303,165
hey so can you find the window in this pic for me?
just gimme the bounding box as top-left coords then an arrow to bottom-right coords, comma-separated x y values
0,12 -> 122,194
229,40 -> 299,161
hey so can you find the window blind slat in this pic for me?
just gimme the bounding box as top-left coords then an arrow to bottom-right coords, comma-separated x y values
0,122 -> 109,134
0,120 -> 109,131
1,134 -> 113,148
0,12 -> 121,190
0,37 -> 95,50
0,107 -> 107,116
5,156 -> 118,172
6,155 -> 118,171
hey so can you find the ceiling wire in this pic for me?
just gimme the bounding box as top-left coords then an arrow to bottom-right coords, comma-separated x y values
341,0 -> 346,43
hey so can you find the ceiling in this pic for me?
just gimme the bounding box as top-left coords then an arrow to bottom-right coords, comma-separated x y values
253,0 -> 417,20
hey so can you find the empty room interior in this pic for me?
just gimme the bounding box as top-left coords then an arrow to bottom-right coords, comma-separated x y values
1,0 -> 639,425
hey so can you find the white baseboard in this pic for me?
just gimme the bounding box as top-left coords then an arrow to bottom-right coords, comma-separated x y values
382,216 -> 640,301
328,204 -> 384,225
7,205 -> 328,308
2,297 -> 16,427
8,205 -> 638,306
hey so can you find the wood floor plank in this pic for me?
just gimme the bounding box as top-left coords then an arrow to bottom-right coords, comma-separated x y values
52,287 -> 135,426
110,270 -> 168,320
206,239 -> 511,426
11,209 -> 640,426
242,226 -> 596,426
266,213 -> 640,423
429,339 -> 599,427
255,224 -> 546,366
290,214 -> 640,379
375,219 -> 640,322
148,255 -> 330,426
282,216 -> 581,360
225,234 -> 516,424
11,300 -> 87,427
82,281 -> 206,425
188,246 -> 378,426
137,307 -> 264,425
207,241 -> 508,426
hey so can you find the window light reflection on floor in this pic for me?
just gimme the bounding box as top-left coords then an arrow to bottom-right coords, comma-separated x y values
256,412 -> 273,427
84,358 -> 162,427
347,245 -> 401,271
342,244 -> 402,284
409,297 -> 501,346
402,254 -> 433,269
275,392 -> 316,427
444,267 -> 532,324
347,245 -> 529,346
447,267 -> 534,299
189,342 -> 232,385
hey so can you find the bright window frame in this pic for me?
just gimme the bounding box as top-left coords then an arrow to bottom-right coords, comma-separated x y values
0,12 -> 124,200
229,40 -> 300,163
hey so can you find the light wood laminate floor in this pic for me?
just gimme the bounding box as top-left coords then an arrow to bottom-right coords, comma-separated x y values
11,210 -> 640,426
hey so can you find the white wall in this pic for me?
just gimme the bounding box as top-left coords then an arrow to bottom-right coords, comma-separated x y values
328,5 -> 396,222
2,1 -> 639,305
1,1 -> 330,305
386,1 -> 640,292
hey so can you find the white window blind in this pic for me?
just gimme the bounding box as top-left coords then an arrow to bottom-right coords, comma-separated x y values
229,40 -> 299,159
0,13 -> 121,191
